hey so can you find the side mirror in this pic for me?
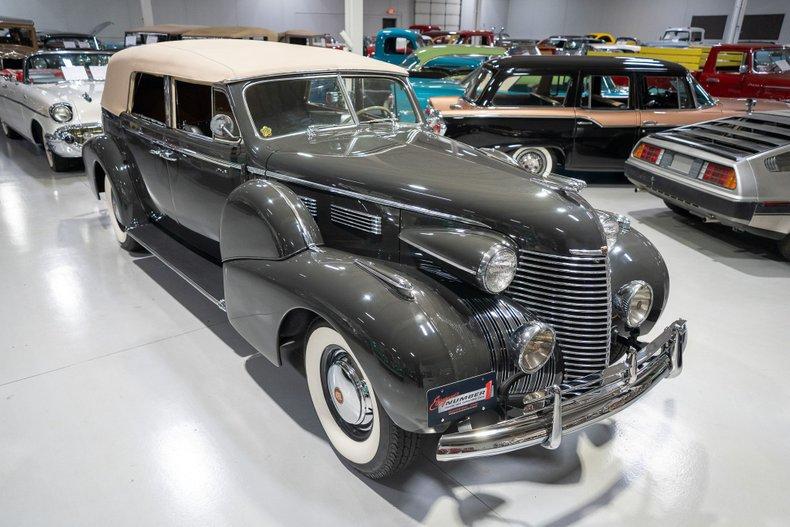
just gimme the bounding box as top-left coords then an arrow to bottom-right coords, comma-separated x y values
738,64 -> 749,74
210,113 -> 238,141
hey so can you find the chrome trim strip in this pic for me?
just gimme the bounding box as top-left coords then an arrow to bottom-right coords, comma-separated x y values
250,167 -> 490,229
330,204 -> 383,235
298,195 -> 318,216
354,260 -> 414,299
399,236 -> 477,275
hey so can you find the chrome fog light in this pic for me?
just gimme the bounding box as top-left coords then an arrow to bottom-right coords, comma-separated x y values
477,245 -> 517,294
615,280 -> 653,328
508,322 -> 556,373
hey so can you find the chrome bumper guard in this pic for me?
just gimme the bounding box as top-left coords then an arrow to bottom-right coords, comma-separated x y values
436,319 -> 687,461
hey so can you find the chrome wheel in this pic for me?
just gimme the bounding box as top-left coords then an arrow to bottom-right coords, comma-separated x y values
322,347 -> 374,440
513,147 -> 553,177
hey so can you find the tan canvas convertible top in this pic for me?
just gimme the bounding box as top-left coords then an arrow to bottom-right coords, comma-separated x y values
102,39 -> 405,116
182,26 -> 278,41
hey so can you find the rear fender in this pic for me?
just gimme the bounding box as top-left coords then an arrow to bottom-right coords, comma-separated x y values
223,248 -> 497,433
83,134 -> 146,228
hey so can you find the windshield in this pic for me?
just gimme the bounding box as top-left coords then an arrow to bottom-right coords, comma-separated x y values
753,48 -> 790,73
0,26 -> 34,47
689,75 -> 716,107
244,75 -> 419,138
663,30 -> 689,41
26,53 -> 111,84
463,67 -> 493,101
42,36 -> 97,50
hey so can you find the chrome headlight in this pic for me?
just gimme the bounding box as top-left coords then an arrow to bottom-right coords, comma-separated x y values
596,209 -> 630,249
615,280 -> 654,328
508,322 -> 556,373
477,244 -> 517,293
49,103 -> 73,123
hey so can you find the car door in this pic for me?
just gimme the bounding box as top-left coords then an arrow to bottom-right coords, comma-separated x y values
120,72 -> 177,218
571,73 -> 640,170
706,50 -> 747,97
169,81 -> 245,242
637,73 -> 720,137
466,69 -> 576,154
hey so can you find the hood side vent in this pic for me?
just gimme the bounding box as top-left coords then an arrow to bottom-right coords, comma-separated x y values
330,204 -> 382,235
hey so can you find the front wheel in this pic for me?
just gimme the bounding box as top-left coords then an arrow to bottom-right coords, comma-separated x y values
305,322 -> 420,479
44,143 -> 71,172
103,175 -> 141,251
512,146 -> 554,177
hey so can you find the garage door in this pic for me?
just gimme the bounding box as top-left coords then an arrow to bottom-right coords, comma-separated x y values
414,0 -> 462,32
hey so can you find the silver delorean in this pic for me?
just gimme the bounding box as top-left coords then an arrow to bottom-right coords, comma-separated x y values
625,110 -> 790,259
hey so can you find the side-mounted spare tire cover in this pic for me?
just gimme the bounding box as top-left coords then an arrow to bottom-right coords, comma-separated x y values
220,178 -> 323,261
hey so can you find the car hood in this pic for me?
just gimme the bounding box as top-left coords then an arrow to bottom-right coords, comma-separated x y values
263,125 -> 606,254
32,81 -> 104,124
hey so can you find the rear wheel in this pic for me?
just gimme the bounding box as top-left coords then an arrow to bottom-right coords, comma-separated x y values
663,199 -> 695,218
778,235 -> 790,261
304,322 -> 420,479
103,175 -> 141,251
44,143 -> 71,172
1,120 -> 21,139
513,146 -> 554,177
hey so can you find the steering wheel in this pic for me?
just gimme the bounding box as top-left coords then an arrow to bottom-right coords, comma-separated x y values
356,105 -> 396,119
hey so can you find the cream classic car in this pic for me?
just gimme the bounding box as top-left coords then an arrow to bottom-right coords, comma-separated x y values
0,49 -> 110,171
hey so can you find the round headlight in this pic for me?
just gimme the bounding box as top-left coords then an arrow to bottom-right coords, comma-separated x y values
616,280 -> 654,328
49,103 -> 73,123
508,322 -> 556,374
477,245 -> 517,293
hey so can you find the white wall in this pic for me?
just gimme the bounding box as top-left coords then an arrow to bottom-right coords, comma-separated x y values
504,0 -> 790,42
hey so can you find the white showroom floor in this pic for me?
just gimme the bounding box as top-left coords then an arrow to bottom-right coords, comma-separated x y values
1,133 -> 789,527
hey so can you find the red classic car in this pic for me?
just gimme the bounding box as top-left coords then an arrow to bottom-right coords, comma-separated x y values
694,44 -> 789,101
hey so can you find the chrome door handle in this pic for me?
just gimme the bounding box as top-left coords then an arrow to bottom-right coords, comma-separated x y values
158,149 -> 178,162
708,78 -> 720,83
643,120 -> 659,126
576,120 -> 595,126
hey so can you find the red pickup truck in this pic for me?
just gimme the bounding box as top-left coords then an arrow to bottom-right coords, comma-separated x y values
694,44 -> 789,101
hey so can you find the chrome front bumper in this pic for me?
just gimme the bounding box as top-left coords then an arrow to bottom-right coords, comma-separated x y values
436,319 -> 687,461
45,123 -> 103,158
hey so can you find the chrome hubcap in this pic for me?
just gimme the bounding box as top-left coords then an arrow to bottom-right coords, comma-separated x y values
325,351 -> 373,427
519,151 -> 546,175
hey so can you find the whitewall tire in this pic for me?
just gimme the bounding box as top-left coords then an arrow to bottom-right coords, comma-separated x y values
103,175 -> 141,251
305,322 -> 420,478
513,146 -> 554,177
44,143 -> 70,172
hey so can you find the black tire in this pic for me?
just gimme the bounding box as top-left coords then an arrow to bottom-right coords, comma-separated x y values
778,235 -> 790,261
44,144 -> 71,172
663,199 -> 694,218
304,321 -> 421,479
103,175 -> 142,251
1,120 -> 21,139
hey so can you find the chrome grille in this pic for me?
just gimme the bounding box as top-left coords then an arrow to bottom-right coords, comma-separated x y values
298,195 -> 318,217
330,204 -> 382,235
505,249 -> 611,380
463,297 -> 561,395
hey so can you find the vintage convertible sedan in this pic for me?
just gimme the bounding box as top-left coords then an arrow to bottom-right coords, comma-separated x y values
428,56 -> 789,176
626,110 -> 790,259
0,50 -> 110,170
85,40 -> 687,478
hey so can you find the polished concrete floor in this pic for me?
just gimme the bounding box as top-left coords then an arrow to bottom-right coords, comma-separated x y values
1,133 -> 789,527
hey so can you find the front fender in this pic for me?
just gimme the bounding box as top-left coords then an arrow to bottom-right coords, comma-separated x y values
223,248 -> 496,433
609,227 -> 669,334
83,134 -> 146,228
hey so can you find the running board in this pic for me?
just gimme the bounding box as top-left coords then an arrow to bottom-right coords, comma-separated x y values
128,224 -> 226,311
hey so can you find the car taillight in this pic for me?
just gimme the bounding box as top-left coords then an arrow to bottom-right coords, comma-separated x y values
633,143 -> 663,164
700,162 -> 737,190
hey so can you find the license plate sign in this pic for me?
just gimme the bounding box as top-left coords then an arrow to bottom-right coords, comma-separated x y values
426,371 -> 496,427
670,154 -> 694,175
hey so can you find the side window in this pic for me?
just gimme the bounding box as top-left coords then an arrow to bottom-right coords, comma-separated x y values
383,37 -> 410,55
131,73 -> 166,123
491,73 -> 572,107
642,75 -> 694,110
174,80 -> 212,136
714,51 -> 746,73
580,75 -> 630,109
